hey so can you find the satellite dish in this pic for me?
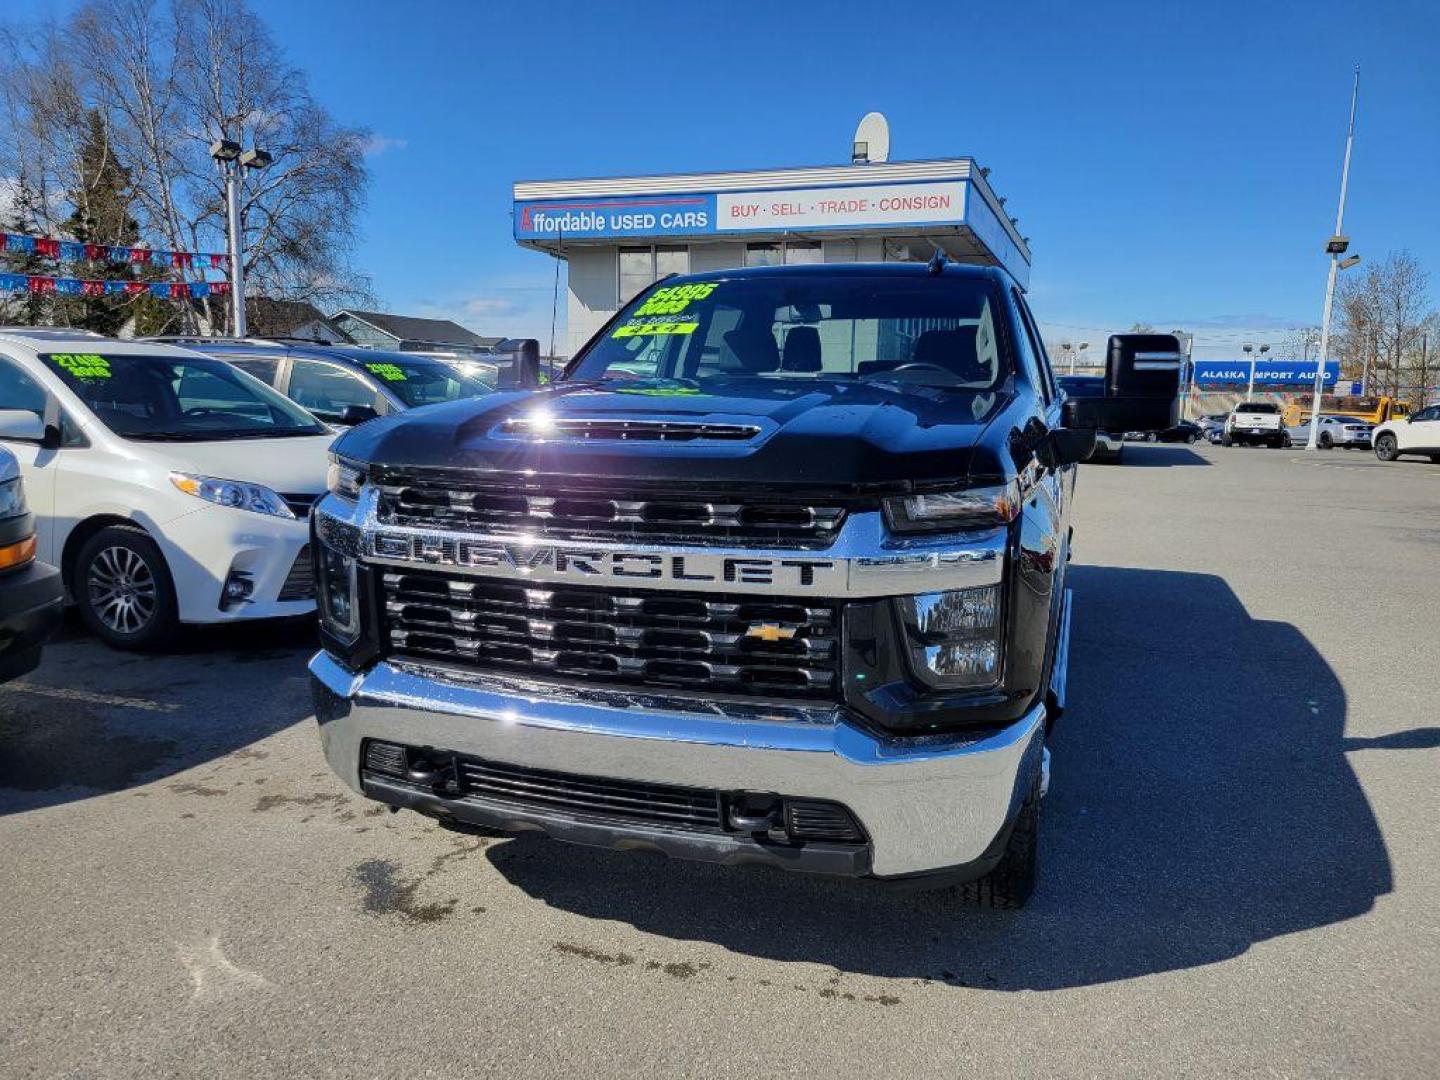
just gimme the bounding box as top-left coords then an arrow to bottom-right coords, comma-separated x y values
852,112 -> 890,164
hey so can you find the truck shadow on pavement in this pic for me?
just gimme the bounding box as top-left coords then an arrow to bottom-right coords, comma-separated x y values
1115,444 -> 1210,467
488,565 -> 1398,990
0,614 -> 317,815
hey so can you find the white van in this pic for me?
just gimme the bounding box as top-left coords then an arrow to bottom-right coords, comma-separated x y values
0,328 -> 332,648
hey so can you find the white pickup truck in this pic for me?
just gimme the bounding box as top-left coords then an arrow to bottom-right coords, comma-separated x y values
1222,401 -> 1287,448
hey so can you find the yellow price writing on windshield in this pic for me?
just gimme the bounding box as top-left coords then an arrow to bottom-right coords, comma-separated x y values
633,282 -> 718,317
612,321 -> 699,339
51,353 -> 112,380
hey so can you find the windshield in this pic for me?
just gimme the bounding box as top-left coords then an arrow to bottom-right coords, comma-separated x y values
568,274 -> 1012,392
359,356 -> 493,407
42,351 -> 326,441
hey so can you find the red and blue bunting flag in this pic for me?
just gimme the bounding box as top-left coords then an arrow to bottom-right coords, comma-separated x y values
0,272 -> 228,300
0,230 -> 228,270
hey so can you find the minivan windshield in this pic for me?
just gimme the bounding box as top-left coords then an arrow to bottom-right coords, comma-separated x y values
357,356 -> 493,407
42,351 -> 326,441
568,274 -> 1012,392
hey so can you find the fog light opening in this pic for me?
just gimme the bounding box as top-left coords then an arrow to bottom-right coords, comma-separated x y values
220,569 -> 255,610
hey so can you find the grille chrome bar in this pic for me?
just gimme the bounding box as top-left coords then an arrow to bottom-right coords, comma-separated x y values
375,472 -> 845,548
382,571 -> 840,699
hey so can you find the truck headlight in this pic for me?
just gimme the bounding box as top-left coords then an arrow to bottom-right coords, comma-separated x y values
170,473 -> 295,519
898,584 -> 1002,688
326,454 -> 366,500
884,482 -> 1021,533
316,544 -> 360,644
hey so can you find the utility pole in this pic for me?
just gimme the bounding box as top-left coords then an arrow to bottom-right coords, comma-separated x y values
209,140 -> 272,338
1306,68 -> 1361,450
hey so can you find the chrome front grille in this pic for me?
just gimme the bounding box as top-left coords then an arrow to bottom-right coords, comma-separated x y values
381,570 -> 840,699
373,470 -> 846,548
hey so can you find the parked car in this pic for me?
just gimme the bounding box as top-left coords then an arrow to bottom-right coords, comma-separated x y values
1222,401 -> 1286,447
147,337 -> 496,428
1288,414 -> 1373,449
1372,404 -> 1440,463
1125,421 -> 1201,443
0,441 -> 63,681
0,329 -> 333,648
1196,413 -> 1227,439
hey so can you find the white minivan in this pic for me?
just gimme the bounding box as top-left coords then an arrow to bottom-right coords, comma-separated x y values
0,328 -> 332,648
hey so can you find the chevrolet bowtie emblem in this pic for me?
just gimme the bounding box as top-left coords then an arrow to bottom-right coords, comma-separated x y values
745,622 -> 797,643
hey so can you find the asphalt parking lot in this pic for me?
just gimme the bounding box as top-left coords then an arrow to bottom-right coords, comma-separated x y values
1,444 -> 1437,1079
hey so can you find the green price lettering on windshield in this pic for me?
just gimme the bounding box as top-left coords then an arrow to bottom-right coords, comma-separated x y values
633,282 -> 718,317
51,353 -> 112,380
365,362 -> 407,382
612,320 -> 700,339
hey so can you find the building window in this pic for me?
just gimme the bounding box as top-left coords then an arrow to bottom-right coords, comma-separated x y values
783,241 -> 823,264
745,243 -> 782,267
618,245 -> 690,303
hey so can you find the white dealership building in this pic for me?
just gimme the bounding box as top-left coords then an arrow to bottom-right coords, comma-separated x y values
512,157 -> 1031,356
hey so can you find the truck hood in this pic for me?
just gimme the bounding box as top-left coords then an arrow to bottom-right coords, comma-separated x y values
157,433 -> 334,494
335,377 -> 1013,492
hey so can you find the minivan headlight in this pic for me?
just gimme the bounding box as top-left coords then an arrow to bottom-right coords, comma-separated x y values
0,477 -> 28,519
316,543 -> 360,644
170,473 -> 295,519
884,482 -> 1022,533
897,584 -> 1003,689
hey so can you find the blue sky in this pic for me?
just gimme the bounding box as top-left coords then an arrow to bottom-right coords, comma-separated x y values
30,0 -> 1438,359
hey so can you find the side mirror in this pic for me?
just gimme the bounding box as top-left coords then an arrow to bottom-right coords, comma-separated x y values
1049,427 -> 1097,467
0,409 -> 46,442
493,338 -> 542,389
338,404 -> 379,425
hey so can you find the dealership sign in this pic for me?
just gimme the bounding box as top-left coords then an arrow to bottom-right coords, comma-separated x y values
1193,361 -> 1339,388
514,177 -> 1028,285
514,180 -> 969,240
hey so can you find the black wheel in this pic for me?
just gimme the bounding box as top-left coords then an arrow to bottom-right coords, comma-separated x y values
960,777 -> 1040,909
75,525 -> 179,649
1374,433 -> 1399,462
1221,433 -> 1233,447
1185,432 -> 1197,444
1319,431 -> 1333,449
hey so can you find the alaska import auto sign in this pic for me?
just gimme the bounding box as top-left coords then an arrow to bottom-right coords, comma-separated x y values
1193,361 -> 1339,388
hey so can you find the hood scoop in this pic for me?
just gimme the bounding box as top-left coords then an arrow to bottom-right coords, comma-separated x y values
497,416 -> 761,442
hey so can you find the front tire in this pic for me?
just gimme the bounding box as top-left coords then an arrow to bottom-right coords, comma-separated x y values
1319,431 -> 1333,449
960,778 -> 1040,909
75,526 -> 179,650
1374,433 -> 1400,462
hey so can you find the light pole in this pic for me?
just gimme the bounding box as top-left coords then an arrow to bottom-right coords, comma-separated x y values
1075,341 -> 1089,375
209,139 -> 273,338
1059,341 -> 1073,374
1305,69 -> 1361,451
1243,343 -> 1270,399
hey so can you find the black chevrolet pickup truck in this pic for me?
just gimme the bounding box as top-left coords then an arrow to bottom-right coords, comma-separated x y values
309,262 -> 1179,907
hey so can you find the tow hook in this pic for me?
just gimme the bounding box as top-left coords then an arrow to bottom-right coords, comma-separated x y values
727,793 -> 783,834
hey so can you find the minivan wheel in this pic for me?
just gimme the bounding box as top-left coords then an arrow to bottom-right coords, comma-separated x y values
1374,433 -> 1400,462
75,526 -> 179,650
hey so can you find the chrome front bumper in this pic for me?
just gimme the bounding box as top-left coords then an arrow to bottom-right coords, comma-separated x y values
310,653 -> 1046,878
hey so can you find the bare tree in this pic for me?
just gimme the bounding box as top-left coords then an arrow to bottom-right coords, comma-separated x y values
0,0 -> 373,331
1336,251 -> 1436,402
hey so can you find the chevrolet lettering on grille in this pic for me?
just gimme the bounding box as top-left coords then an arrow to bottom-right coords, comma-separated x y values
369,531 -> 839,593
